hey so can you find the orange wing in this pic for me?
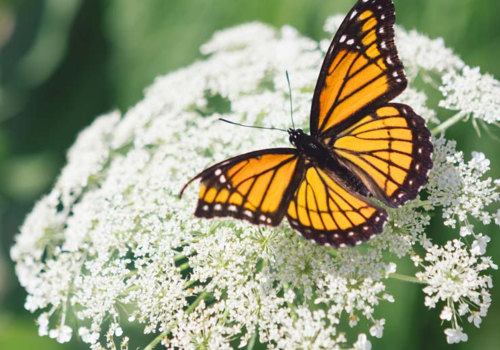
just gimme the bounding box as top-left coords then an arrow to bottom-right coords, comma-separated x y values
180,149 -> 305,226
331,103 -> 433,207
286,165 -> 387,247
310,0 -> 406,137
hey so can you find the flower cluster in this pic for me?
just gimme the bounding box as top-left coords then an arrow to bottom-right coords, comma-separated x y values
440,66 -> 500,124
11,11 -> 500,350
417,240 -> 497,343
426,138 -> 499,228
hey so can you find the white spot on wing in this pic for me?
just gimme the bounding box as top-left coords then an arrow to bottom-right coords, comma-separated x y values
340,35 -> 346,43
214,169 -> 222,176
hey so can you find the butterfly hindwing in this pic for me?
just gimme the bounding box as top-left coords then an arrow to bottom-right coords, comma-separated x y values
332,103 -> 433,207
311,0 -> 406,137
286,165 -> 387,247
181,149 -> 306,226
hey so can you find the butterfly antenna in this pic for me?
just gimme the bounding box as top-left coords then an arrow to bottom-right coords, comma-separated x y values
286,70 -> 295,130
219,118 -> 287,132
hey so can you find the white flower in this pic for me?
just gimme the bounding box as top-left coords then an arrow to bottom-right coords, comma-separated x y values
79,327 -> 100,344
369,319 -> 385,338
37,313 -> 49,336
115,327 -> 123,337
495,209 -> 500,226
353,333 -> 372,350
440,306 -> 453,321
49,325 -> 73,344
470,152 -> 490,172
440,66 -> 500,124
467,311 -> 483,328
471,234 -> 490,256
418,239 -> 496,340
444,327 -> 468,344
427,139 -> 499,228
459,225 -> 473,237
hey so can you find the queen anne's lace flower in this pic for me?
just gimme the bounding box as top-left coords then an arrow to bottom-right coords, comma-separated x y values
440,66 -> 500,124
11,13 -> 500,349
426,138 -> 499,228
417,240 -> 497,343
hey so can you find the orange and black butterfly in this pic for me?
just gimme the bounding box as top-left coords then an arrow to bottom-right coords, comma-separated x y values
180,0 -> 433,247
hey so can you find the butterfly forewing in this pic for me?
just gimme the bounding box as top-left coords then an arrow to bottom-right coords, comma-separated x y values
286,166 -> 387,247
311,0 -> 406,137
332,103 -> 433,207
181,149 -> 305,226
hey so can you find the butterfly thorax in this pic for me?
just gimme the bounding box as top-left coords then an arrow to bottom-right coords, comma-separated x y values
288,128 -> 331,167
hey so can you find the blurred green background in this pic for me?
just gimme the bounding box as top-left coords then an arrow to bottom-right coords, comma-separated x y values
0,0 -> 499,348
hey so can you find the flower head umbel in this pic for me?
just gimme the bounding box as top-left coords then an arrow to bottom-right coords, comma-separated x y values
417,240 -> 497,342
11,12 -> 500,350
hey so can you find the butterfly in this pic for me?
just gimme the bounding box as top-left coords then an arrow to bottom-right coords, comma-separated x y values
180,0 -> 433,248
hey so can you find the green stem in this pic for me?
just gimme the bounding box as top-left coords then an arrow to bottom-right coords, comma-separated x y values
174,253 -> 187,262
402,200 -> 430,209
389,273 -> 426,284
124,269 -> 138,278
431,112 -> 465,135
178,262 -> 190,271
144,292 -> 209,350
247,329 -> 258,350
183,279 -> 197,290
144,329 -> 168,350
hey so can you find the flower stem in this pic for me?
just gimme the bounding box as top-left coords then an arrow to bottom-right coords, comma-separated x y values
144,292 -> 209,350
247,329 -> 258,350
389,273 -> 426,284
431,112 -> 465,135
144,329 -> 168,350
402,200 -> 430,209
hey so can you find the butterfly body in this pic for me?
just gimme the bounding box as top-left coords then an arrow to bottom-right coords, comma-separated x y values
180,0 -> 434,247
289,129 -> 329,167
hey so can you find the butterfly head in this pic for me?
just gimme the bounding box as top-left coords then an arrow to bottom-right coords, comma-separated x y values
288,128 -> 304,147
